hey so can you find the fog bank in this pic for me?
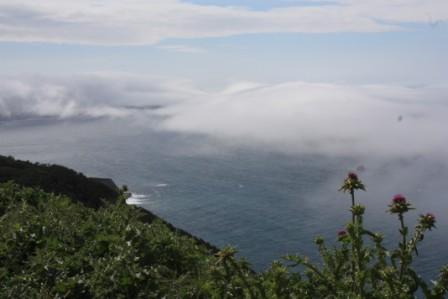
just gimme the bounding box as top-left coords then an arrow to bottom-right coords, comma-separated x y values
1,74 -> 447,159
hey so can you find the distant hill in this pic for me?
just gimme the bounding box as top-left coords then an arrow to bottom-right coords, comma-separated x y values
0,155 -> 119,208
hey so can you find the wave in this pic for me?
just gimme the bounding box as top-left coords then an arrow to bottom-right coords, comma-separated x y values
154,183 -> 169,188
126,193 -> 151,205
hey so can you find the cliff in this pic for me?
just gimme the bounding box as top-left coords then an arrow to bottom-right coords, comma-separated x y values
0,155 -> 118,208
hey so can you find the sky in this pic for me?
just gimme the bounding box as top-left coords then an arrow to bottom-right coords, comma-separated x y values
1,0 -> 447,86
1,0 -> 447,158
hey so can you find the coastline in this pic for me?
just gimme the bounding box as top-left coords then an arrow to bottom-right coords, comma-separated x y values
124,191 -> 220,254
135,205 -> 221,253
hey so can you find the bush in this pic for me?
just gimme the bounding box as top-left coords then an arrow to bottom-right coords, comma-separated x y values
0,183 -> 231,298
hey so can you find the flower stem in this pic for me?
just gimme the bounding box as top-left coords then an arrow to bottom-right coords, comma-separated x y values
399,213 -> 407,280
350,189 -> 355,224
350,189 -> 357,292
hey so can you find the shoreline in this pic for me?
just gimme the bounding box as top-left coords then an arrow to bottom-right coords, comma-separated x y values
124,191 -> 221,254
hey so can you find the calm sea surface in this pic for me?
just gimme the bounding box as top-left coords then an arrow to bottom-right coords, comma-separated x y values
1,118 -> 447,279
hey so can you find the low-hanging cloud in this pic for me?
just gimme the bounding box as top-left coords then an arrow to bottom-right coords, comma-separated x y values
0,0 -> 447,45
160,82 -> 448,158
0,73 -> 204,120
1,73 -> 447,159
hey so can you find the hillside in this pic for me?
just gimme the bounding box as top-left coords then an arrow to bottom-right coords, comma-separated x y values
0,155 -> 218,253
0,155 -> 118,208
0,182 -> 258,298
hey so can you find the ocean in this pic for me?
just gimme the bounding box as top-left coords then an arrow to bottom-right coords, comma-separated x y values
1,117 -> 447,280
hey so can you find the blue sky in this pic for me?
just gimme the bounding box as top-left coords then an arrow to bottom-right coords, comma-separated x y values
183,0 -> 338,10
1,26 -> 446,89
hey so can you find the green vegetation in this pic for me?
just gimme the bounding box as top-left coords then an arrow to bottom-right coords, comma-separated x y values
1,158 -> 447,298
0,155 -> 118,208
0,182 -> 256,298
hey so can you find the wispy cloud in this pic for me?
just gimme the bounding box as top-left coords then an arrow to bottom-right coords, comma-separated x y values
0,0 -> 446,45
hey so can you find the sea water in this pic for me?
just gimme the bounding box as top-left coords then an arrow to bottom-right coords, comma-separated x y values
1,117 -> 447,280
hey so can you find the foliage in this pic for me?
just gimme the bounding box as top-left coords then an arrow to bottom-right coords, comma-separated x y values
1,171 -> 447,298
0,182 -> 256,298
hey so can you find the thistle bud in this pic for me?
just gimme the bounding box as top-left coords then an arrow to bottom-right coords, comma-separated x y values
314,236 -> 324,246
419,213 -> 436,230
351,204 -> 365,216
337,230 -> 348,242
373,233 -> 383,243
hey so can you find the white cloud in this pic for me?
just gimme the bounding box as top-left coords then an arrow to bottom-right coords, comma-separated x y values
0,0 -> 446,45
0,73 -> 204,119
159,81 -> 448,158
1,73 -> 447,159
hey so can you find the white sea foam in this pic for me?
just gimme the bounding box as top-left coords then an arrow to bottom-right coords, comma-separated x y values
126,193 -> 150,205
154,183 -> 169,188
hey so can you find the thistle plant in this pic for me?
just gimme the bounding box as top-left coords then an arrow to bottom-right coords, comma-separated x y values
339,172 -> 366,295
284,172 -> 448,298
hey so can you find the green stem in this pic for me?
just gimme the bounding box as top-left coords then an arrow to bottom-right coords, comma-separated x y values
408,228 -> 424,255
350,190 -> 355,224
356,215 -> 365,297
350,189 -> 357,292
399,213 -> 407,280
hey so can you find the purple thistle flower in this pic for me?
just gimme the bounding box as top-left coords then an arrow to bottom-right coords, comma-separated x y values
339,172 -> 366,193
393,194 -> 406,204
348,172 -> 358,181
388,194 -> 413,214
